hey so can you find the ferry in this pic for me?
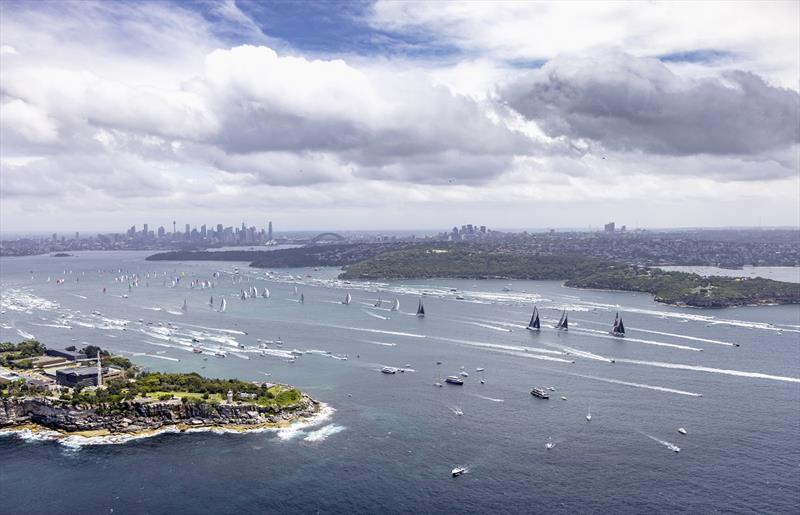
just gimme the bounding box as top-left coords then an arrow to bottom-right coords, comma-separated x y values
530,387 -> 550,399
445,376 -> 464,385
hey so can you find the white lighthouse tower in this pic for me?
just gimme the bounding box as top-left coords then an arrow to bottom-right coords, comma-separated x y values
96,350 -> 103,387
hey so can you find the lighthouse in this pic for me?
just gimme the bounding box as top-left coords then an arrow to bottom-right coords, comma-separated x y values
226,390 -> 233,405
96,351 -> 103,387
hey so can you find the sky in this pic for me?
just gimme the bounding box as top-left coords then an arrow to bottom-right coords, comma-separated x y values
0,0 -> 798,233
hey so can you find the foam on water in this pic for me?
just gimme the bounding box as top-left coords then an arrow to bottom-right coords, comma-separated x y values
0,403 -> 336,447
303,424 -> 346,442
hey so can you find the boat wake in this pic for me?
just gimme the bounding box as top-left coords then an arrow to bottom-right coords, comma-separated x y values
362,310 -> 390,320
358,340 -> 397,347
640,432 -> 681,453
574,328 -> 703,351
615,358 -> 800,383
568,372 -> 703,397
473,394 -> 504,403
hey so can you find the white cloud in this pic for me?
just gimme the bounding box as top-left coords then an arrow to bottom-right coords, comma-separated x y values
0,1 -> 797,231
368,1 -> 800,89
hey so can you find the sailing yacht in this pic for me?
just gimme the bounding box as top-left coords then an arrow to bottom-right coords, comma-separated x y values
263,288 -> 270,299
343,293 -> 351,305
554,310 -> 568,330
181,299 -> 188,312
526,306 -> 541,331
391,298 -> 400,311
219,298 -> 227,313
300,293 -> 305,304
586,405 -> 592,422
374,295 -> 382,308
293,286 -> 298,295
241,290 -> 247,300
416,299 -> 425,318
209,296 -> 214,308
610,312 -> 626,337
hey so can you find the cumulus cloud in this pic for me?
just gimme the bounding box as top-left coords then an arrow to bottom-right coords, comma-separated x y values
0,0 -> 797,230
501,52 -> 800,158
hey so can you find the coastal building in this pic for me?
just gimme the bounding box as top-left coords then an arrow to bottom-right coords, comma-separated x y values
56,366 -> 104,388
45,349 -> 87,361
226,390 -> 233,404
27,355 -> 69,368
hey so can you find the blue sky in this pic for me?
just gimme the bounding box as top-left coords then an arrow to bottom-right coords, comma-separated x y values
0,0 -> 798,231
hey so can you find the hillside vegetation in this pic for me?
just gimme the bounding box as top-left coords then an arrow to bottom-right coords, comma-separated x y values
340,246 -> 799,307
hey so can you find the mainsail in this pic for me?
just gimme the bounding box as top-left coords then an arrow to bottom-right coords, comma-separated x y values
343,293 -> 351,305
391,298 -> 400,311
527,306 -> 540,330
611,312 -> 625,336
555,310 -> 568,330
416,299 -> 425,317
219,298 -> 227,313
209,296 -> 214,308
300,293 -> 305,304
263,288 -> 270,299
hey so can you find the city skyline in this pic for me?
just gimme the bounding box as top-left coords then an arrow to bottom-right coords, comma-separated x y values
1,1 -> 799,231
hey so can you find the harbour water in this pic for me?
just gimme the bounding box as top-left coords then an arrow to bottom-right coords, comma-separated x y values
1,251 -> 798,513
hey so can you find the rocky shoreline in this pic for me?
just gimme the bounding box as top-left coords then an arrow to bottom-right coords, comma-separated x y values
0,394 -> 321,436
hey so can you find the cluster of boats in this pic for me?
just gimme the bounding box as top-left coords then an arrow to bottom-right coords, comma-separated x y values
525,306 -> 626,337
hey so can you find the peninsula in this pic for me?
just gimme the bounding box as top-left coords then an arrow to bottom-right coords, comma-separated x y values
338,246 -> 800,308
0,341 -> 320,438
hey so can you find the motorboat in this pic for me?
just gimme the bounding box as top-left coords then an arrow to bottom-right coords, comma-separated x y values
678,427 -> 687,435
451,467 -> 466,477
530,387 -> 550,399
381,366 -> 397,374
445,376 -> 464,385
545,437 -> 555,450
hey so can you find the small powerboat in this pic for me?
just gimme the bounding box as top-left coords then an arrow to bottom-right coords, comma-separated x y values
678,427 -> 687,435
451,467 -> 466,477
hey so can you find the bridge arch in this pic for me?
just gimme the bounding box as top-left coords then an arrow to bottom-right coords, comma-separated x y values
310,232 -> 345,243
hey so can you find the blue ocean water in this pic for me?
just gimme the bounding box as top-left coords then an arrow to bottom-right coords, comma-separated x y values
1,251 -> 798,514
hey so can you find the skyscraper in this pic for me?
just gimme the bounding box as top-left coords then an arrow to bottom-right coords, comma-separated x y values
268,221 -> 273,241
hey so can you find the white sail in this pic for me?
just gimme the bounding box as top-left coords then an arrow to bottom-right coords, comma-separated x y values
343,292 -> 351,305
391,298 -> 400,311
264,288 -> 270,298
181,299 -> 187,312
220,298 -> 227,312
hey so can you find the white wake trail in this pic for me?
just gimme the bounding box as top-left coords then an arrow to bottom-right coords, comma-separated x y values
569,373 -> 703,397
616,359 -> 800,383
